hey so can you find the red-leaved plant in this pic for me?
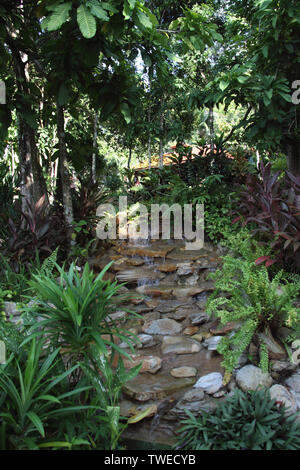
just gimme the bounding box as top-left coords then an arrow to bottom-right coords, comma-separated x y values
235,162 -> 300,272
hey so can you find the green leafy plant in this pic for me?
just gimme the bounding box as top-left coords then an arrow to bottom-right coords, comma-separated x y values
0,338 -> 92,450
25,261 -> 140,367
175,388 -> 300,450
206,236 -> 300,372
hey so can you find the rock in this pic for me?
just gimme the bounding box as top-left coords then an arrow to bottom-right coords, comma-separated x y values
257,327 -> 286,360
269,384 -> 298,415
213,390 -> 226,398
161,335 -> 202,355
142,311 -> 160,323
171,310 -> 188,322
120,400 -> 157,420
136,334 -> 157,349
192,331 -> 212,342
236,365 -> 273,392
203,336 -> 222,351
176,262 -> 195,276
189,312 -> 210,325
285,372 -> 300,393
112,354 -> 162,374
170,367 -> 197,378
194,372 -> 223,394
182,389 -> 205,402
182,273 -> 200,286
123,374 -> 196,402
173,283 -> 214,300
136,286 -> 173,299
271,360 -> 298,374
156,263 -> 177,273
166,394 -> 219,420
105,310 -> 127,323
183,326 -> 199,336
143,319 -> 182,335
156,301 -> 183,313
122,245 -> 174,258
292,339 -> 300,350
4,301 -> 22,323
290,391 -> 300,411
210,322 -> 239,336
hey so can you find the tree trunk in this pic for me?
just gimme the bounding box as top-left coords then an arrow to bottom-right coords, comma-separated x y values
287,139 -> 300,176
57,104 -> 74,239
208,105 -> 214,152
91,111 -> 98,184
127,144 -> 132,169
11,46 -> 49,213
159,99 -> 165,168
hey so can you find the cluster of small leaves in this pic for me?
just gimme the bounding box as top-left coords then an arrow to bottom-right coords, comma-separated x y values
175,388 -> 300,450
206,236 -> 300,372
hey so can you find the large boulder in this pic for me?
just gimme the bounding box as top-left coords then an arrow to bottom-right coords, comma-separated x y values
236,365 -> 273,392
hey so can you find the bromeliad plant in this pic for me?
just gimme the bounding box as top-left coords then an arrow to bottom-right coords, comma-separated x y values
206,238 -> 300,373
25,261 -> 140,368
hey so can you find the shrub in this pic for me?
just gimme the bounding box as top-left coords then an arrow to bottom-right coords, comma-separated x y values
25,262 -> 140,368
175,388 -> 300,450
206,234 -> 300,372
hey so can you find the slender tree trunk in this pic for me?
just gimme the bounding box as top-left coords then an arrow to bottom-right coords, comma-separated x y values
287,139 -> 300,176
159,99 -> 165,168
57,104 -> 74,239
148,135 -> 152,170
127,144 -> 132,169
208,105 -> 214,152
91,111 -> 98,184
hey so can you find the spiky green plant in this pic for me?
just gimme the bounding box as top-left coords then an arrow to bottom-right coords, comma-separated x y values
175,388 -> 300,450
24,262 -> 140,367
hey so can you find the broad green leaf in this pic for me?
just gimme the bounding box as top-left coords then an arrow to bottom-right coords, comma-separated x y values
42,3 -> 72,31
120,102 -> 131,124
87,0 -> 109,21
77,4 -> 97,38
136,9 -> 153,29
219,80 -> 229,91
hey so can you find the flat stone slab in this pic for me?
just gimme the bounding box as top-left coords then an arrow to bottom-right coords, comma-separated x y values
170,367 -> 197,378
123,374 -> 196,402
143,319 -> 182,335
161,335 -> 202,355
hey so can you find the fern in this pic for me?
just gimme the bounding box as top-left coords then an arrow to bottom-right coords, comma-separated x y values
206,242 -> 300,373
40,247 -> 59,277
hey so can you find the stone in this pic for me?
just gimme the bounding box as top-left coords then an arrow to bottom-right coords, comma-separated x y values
189,312 -> 210,325
171,310 -> 188,322
156,263 -> 177,273
136,334 -> 157,349
142,318 -> 182,335
192,331 -> 212,342
166,394 -> 219,420
170,367 -> 197,378
236,365 -> 273,392
271,360 -> 298,374
156,301 -> 183,313
4,301 -> 22,323
182,389 -> 205,402
210,322 -> 239,336
136,286 -> 173,299
161,335 -> 202,355
194,372 -> 223,395
285,372 -> 300,393
257,327 -> 286,360
122,245 -> 174,258
173,283 -> 214,300
122,374 -> 196,402
105,310 -> 127,323
122,355 -> 162,374
183,326 -> 199,336
203,336 -> 222,351
269,384 -> 298,415
176,262 -> 195,276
